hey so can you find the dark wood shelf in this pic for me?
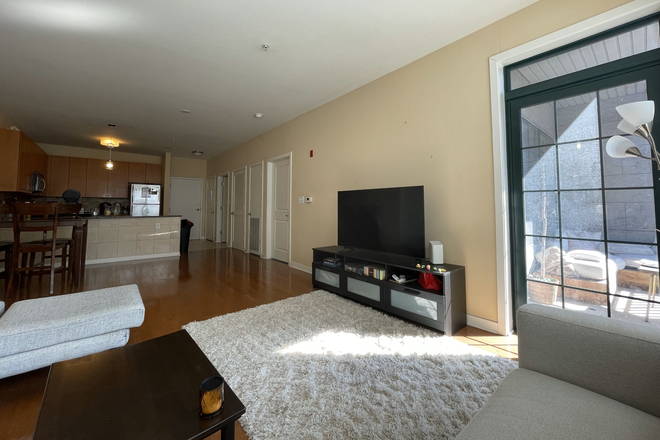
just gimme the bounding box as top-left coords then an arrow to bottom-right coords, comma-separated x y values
312,246 -> 466,335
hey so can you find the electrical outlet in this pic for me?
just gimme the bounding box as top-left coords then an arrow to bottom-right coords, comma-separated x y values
156,223 -> 160,229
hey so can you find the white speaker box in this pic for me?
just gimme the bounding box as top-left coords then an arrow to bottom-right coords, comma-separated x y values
429,241 -> 444,264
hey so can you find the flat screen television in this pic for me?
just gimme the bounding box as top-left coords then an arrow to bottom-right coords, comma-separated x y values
338,186 -> 425,257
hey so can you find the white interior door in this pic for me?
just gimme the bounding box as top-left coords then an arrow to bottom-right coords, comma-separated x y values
248,163 -> 263,255
205,176 -> 216,241
216,175 -> 228,243
231,168 -> 247,251
170,178 -> 202,240
272,157 -> 290,262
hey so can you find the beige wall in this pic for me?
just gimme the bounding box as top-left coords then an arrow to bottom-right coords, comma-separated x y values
40,144 -> 161,164
171,157 -> 207,179
206,0 -> 632,322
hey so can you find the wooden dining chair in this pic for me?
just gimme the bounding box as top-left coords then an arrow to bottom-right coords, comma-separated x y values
28,203 -> 82,282
8,203 -> 69,295
0,204 -> 12,291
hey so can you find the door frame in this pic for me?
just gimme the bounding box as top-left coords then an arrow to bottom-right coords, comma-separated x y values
265,152 -> 293,262
488,0 -> 660,335
205,175 -> 217,242
216,173 -> 229,243
247,161 -> 265,256
230,166 -> 248,252
169,177 -> 204,240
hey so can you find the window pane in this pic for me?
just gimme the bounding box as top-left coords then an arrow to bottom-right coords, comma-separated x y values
525,236 -> 561,283
557,92 -> 599,143
510,21 -> 660,90
527,280 -> 560,307
599,81 -> 647,137
523,146 -> 557,191
524,192 -> 559,237
563,239 -> 608,293
521,102 -> 555,147
605,189 -> 657,244
602,136 -> 653,188
564,288 -> 608,317
561,191 -> 603,239
610,295 -> 660,327
558,140 -> 601,189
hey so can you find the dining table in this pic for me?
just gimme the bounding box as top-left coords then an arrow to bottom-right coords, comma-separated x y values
0,217 -> 88,287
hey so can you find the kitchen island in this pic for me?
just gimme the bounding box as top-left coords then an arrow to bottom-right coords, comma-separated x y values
85,215 -> 182,264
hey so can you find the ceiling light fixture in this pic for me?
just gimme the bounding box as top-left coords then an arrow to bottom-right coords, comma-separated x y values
101,125 -> 119,170
181,109 -> 191,113
192,150 -> 204,156
254,113 -> 263,118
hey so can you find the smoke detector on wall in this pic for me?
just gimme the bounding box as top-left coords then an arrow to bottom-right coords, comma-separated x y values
261,44 -> 269,51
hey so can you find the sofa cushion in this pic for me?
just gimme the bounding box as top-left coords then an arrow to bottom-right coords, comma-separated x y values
0,329 -> 129,380
0,285 -> 144,358
456,369 -> 660,440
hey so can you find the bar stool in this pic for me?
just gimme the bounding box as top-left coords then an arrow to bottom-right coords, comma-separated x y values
8,203 -> 69,295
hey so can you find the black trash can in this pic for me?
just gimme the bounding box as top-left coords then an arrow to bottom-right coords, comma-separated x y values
180,219 -> 194,253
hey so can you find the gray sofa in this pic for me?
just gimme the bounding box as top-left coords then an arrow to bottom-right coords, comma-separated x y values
457,304 -> 660,439
0,284 -> 145,379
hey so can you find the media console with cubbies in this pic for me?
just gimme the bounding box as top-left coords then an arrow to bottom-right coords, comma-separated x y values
312,246 -> 466,335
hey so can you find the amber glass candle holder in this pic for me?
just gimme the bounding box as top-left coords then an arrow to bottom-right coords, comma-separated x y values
200,376 -> 224,418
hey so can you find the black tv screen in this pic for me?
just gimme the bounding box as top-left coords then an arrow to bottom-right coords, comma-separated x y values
338,186 -> 425,257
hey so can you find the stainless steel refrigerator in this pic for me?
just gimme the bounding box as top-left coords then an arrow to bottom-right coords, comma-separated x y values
130,184 -> 161,216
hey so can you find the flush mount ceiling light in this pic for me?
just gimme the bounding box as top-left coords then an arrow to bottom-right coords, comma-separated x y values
254,113 -> 263,118
192,150 -> 204,156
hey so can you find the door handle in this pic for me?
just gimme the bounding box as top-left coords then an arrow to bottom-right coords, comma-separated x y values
196,208 -> 200,211
285,214 -> 288,217
248,213 -> 251,216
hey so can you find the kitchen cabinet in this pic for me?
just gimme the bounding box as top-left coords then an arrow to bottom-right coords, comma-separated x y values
68,158 -> 87,195
145,163 -> 162,184
85,159 -> 110,197
0,129 -> 49,193
128,162 -> 146,183
48,156 -> 70,197
107,161 -> 129,198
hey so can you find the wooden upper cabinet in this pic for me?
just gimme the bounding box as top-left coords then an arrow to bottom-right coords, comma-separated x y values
146,163 -> 162,184
0,129 -> 49,193
128,162 -> 147,183
107,161 -> 129,198
68,158 -> 87,195
85,159 -> 110,198
48,156 -> 70,197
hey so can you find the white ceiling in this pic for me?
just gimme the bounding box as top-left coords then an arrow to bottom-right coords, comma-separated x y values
0,0 -> 538,158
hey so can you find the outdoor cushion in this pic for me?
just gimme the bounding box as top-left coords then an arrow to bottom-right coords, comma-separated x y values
456,368 -> 660,440
0,284 -> 144,358
616,254 -> 659,269
609,243 -> 655,255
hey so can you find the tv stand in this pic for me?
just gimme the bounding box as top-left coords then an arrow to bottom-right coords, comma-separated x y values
312,246 -> 466,335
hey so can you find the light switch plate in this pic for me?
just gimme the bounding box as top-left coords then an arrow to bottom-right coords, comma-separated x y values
156,223 -> 160,229
298,196 -> 304,204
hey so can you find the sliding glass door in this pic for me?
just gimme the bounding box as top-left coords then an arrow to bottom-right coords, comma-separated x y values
507,20 -> 660,327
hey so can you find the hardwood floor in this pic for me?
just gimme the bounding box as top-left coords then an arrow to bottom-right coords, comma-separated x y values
0,244 -> 517,440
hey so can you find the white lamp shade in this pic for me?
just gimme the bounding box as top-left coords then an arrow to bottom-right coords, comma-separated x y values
616,100 -> 655,127
606,135 -> 635,158
617,119 -> 639,135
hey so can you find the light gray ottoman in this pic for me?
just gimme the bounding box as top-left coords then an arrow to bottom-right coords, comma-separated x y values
0,284 -> 145,379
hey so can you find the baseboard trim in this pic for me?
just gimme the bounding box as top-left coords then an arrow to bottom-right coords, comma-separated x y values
86,252 -> 180,265
289,261 -> 312,274
466,314 -> 500,334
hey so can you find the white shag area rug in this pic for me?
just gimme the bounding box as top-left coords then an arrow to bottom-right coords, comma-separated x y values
183,290 -> 517,440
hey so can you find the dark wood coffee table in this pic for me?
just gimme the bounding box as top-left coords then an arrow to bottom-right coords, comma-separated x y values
33,331 -> 246,440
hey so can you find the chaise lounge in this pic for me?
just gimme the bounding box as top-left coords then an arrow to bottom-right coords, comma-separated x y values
0,284 -> 145,379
